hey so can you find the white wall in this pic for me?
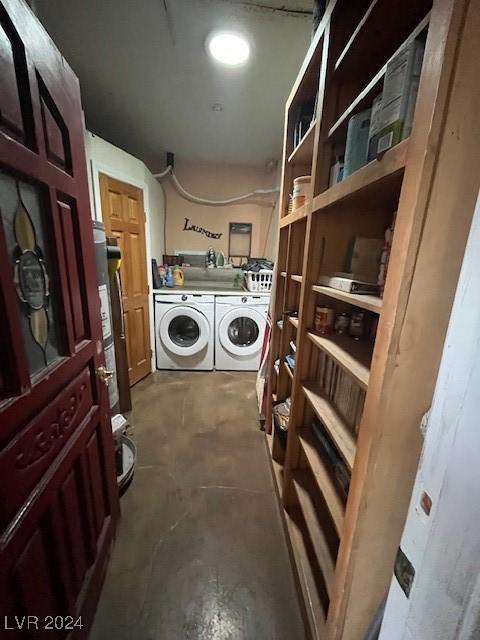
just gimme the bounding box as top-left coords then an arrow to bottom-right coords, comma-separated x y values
84,131 -> 165,369
379,192 -> 480,639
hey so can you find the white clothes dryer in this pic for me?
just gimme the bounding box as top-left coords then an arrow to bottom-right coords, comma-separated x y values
155,293 -> 214,370
215,294 -> 269,371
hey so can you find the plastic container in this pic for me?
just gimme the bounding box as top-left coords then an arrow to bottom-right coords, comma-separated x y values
165,266 -> 174,288
244,269 -> 274,292
292,175 -> 311,211
173,265 -> 184,286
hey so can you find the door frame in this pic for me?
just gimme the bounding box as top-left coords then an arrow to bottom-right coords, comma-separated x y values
88,159 -> 155,372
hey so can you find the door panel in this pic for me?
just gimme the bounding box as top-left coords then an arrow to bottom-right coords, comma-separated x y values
56,199 -> 87,344
108,189 -> 123,222
130,232 -> 143,294
123,311 -> 133,378
132,305 -> 149,367
126,195 -> 139,223
0,366 -> 93,527
100,173 -> 151,385
0,0 -> 119,636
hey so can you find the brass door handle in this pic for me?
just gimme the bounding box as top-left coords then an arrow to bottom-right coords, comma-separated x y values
96,365 -> 114,386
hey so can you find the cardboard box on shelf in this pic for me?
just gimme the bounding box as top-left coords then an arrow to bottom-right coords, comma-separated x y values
377,38 -> 425,154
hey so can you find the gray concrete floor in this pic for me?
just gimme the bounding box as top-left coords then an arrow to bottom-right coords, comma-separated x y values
91,371 -> 305,640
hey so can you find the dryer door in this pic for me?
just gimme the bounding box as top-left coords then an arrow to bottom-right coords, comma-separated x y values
159,306 -> 210,356
218,307 -> 266,357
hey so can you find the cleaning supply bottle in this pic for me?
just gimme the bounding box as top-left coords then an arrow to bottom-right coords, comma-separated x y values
158,264 -> 166,287
173,265 -> 184,287
206,247 -> 216,268
165,266 -> 174,288
216,250 -> 225,268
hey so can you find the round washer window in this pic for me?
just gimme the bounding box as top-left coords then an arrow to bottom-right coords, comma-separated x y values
228,316 -> 259,347
168,315 -> 200,347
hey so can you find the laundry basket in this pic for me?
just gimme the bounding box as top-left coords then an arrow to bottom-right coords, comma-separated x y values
244,269 -> 274,292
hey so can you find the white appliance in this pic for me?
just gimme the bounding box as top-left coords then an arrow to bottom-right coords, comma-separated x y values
155,293 -> 214,370
215,294 -> 269,371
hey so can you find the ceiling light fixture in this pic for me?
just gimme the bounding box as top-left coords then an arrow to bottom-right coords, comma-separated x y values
207,31 -> 250,66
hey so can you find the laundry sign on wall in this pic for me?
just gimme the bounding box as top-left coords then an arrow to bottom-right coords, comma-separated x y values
183,217 -> 222,240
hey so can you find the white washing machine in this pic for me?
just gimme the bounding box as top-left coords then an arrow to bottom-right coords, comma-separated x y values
155,293 -> 214,370
215,294 -> 269,371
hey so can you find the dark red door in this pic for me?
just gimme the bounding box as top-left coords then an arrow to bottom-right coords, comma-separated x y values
0,0 -> 119,637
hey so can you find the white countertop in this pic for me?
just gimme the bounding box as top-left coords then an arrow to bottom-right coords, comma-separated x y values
153,284 -> 271,296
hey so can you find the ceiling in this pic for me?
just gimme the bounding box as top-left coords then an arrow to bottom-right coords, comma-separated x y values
32,0 -> 312,171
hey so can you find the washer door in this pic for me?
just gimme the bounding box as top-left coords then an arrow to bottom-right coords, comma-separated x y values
159,306 -> 210,356
218,307 -> 265,357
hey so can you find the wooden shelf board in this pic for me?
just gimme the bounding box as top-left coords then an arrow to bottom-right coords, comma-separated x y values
266,431 -> 274,453
298,430 -> 346,536
302,383 -> 356,471
272,459 -> 284,498
334,2 -> 431,77
288,316 -> 299,329
313,138 -> 408,213
328,67 -> 385,143
280,204 -> 308,228
328,13 -> 430,143
284,360 -> 294,380
292,472 -> 336,598
292,274 -> 303,283
312,285 -> 382,314
286,1 -> 333,109
334,0 -> 379,72
286,512 -> 326,639
288,119 -> 317,166
307,332 -> 371,390
265,434 -> 284,498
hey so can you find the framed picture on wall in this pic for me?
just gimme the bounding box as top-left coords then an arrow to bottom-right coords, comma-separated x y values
229,222 -> 252,264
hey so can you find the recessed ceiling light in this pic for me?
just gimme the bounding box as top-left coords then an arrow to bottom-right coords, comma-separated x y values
207,31 -> 250,66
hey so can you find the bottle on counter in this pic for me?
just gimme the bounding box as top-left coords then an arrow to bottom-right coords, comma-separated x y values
206,247 -> 216,268
173,265 -> 184,287
165,266 -> 174,288
158,264 -> 166,287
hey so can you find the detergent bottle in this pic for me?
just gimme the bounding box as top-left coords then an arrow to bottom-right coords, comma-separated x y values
173,265 -> 184,287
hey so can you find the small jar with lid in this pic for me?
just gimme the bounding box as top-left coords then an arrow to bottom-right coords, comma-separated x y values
334,312 -> 350,334
349,311 -> 366,340
314,306 -> 335,335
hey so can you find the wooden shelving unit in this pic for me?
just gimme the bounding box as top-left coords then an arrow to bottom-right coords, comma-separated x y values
297,431 -> 345,535
264,1 -> 477,638
292,472 -> 336,595
302,384 -> 356,470
288,120 -> 317,165
312,138 -> 408,213
284,360 -> 294,380
311,285 -> 381,314
288,316 -> 299,329
307,332 -> 371,390
280,204 -> 308,228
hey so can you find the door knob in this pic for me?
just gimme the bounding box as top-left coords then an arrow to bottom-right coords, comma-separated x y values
96,365 -> 114,386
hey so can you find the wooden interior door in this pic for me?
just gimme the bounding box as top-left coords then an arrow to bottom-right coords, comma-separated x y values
0,0 -> 119,636
99,174 -> 151,386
